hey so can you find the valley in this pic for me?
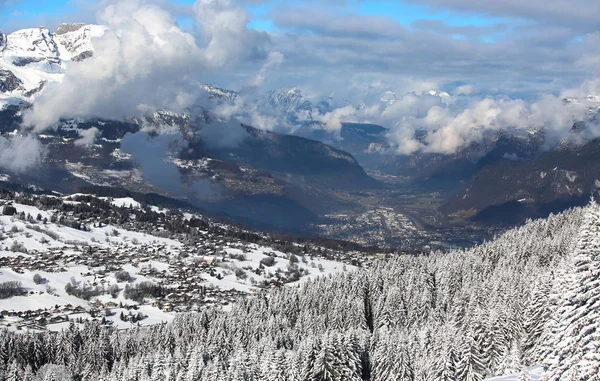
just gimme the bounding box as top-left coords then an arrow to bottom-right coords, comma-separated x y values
1,2 -> 600,380
2,22 -> 599,251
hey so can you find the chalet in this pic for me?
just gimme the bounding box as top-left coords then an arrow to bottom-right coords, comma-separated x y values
34,316 -> 46,324
73,306 -> 86,313
50,315 -> 67,323
166,293 -> 179,301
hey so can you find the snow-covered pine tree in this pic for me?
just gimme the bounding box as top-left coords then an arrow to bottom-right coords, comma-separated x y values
311,336 -> 341,381
542,201 -> 600,380
4,359 -> 23,381
455,333 -> 489,381
521,278 -> 553,363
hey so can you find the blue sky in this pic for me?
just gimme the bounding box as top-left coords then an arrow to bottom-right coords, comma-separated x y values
1,0 -> 506,37
243,0 -> 507,37
1,0 -> 69,22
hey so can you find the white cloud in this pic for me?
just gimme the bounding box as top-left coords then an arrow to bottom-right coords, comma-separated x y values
21,0 -> 274,133
0,135 -> 44,173
385,94 -> 589,155
250,51 -> 284,88
75,127 -> 100,147
312,105 -> 357,132
453,84 -> 475,95
194,0 -> 270,67
23,0 -> 204,131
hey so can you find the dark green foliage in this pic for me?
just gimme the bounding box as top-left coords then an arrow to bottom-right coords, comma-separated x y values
0,281 -> 24,299
2,205 -> 16,216
260,256 -> 276,267
123,282 -> 169,303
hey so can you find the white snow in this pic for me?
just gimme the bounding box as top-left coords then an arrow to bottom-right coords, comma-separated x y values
101,197 -> 142,209
0,266 -> 90,311
484,366 -> 544,380
0,24 -> 105,102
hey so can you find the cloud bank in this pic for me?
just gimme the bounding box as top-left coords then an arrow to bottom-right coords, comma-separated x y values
21,0 -> 273,132
5,0 -> 600,172
216,79 -> 600,156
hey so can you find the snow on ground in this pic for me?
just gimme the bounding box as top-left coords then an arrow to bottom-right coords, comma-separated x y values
0,266 -> 89,311
206,244 -> 356,292
0,200 -> 181,252
0,196 -> 355,332
0,199 -> 184,330
100,197 -> 142,209
485,366 -> 543,381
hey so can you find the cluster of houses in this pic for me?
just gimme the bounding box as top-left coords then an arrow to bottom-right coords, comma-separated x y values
151,288 -> 246,313
0,204 -> 387,332
0,304 -> 86,331
0,239 -> 263,330
0,249 -> 70,273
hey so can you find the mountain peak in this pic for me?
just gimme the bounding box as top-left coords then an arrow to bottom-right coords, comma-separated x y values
0,23 -> 106,107
202,84 -> 239,103
265,87 -> 310,113
286,86 -> 303,96
55,22 -> 87,35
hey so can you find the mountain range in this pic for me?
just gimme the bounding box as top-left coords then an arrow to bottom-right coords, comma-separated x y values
3,23 -> 600,245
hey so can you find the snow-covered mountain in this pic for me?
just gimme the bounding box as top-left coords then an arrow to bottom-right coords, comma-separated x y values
265,87 -> 311,113
0,23 -> 105,107
562,94 -> 600,104
201,84 -> 239,104
561,95 -> 600,115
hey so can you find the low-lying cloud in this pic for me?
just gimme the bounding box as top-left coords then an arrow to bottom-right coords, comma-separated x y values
222,80 -> 600,156
75,127 -> 101,147
121,131 -> 217,199
5,0 -> 600,179
23,0 -> 203,130
121,131 -> 186,193
382,83 -> 600,154
0,135 -> 44,173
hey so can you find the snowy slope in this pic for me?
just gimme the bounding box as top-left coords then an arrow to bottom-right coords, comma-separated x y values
0,194 -> 355,332
0,23 -> 105,107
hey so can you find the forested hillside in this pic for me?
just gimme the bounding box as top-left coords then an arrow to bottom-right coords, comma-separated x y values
1,202 -> 599,380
